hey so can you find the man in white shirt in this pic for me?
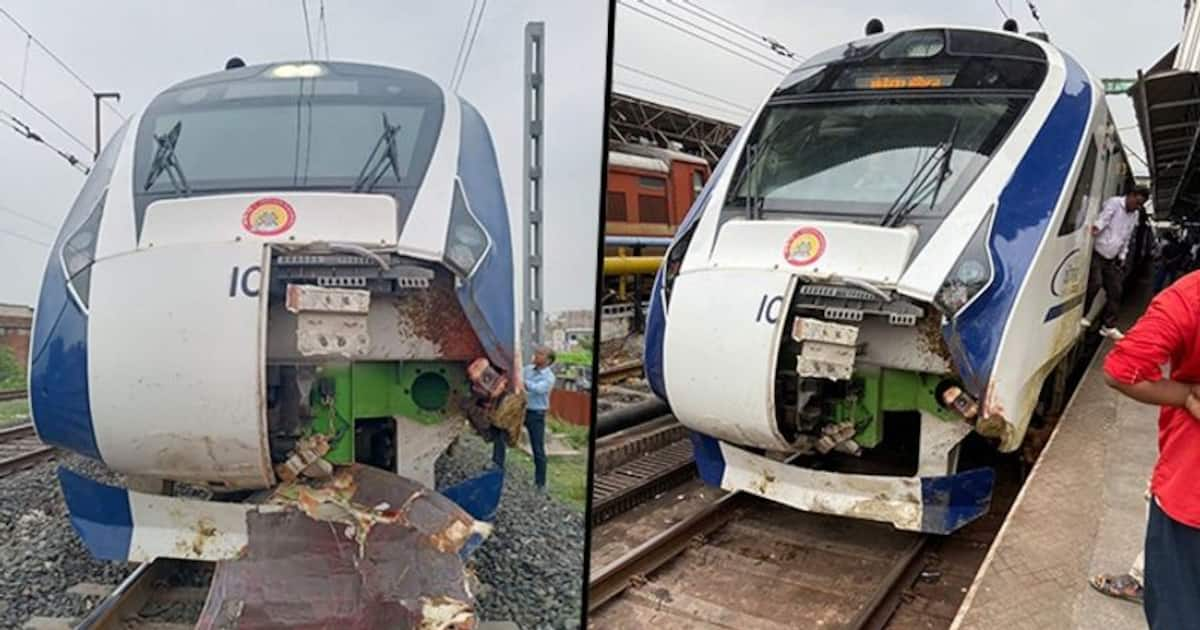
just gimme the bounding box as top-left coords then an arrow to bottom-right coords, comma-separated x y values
1086,186 -> 1150,334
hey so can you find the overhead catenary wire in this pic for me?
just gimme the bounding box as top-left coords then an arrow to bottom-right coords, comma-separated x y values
612,81 -> 750,118
20,34 -> 32,94
0,77 -> 92,155
669,0 -> 799,60
635,0 -> 792,70
0,202 -> 57,231
451,0 -> 488,90
624,0 -> 792,74
619,0 -> 796,75
1024,0 -> 1049,34
449,0 -> 480,89
0,225 -> 50,248
0,7 -> 124,120
300,0 -> 316,59
0,110 -> 91,174
318,0 -> 331,60
615,62 -> 752,112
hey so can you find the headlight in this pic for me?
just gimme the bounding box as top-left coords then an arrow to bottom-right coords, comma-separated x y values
269,63 -> 325,79
443,179 -> 491,278
934,206 -> 994,316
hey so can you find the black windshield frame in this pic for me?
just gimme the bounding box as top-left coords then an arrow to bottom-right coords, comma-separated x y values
720,91 -> 1031,253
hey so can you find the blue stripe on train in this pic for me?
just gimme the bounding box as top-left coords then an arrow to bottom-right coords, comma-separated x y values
57,467 -> 133,561
947,54 -> 1093,395
919,467 -> 995,534
644,123 -> 748,400
28,123 -> 129,460
456,99 -> 516,368
689,430 -> 728,486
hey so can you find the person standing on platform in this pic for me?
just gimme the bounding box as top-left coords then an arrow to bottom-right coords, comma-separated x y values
491,346 -> 556,490
1101,270 -> 1200,628
1090,485 -> 1150,604
1086,186 -> 1150,336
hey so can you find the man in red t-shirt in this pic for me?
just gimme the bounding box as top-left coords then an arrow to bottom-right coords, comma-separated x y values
1101,270 -> 1200,628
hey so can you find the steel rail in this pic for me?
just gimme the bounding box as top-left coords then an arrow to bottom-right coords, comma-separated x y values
0,388 -> 28,402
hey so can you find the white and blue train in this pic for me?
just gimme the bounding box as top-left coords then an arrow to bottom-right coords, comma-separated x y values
645,26 -> 1137,534
29,61 -> 516,579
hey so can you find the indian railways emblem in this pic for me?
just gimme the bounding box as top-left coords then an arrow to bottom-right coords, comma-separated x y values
783,227 -> 826,267
242,197 -> 296,236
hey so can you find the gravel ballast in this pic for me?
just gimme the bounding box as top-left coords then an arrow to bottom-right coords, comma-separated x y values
437,432 -> 586,630
2,435 -> 585,629
0,454 -> 134,628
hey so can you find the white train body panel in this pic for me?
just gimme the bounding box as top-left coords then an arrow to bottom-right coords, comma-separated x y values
711,220 -> 919,283
88,240 -> 274,488
664,269 -> 795,449
139,193 -> 399,249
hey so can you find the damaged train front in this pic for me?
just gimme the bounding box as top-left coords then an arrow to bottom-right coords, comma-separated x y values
29,61 -> 520,627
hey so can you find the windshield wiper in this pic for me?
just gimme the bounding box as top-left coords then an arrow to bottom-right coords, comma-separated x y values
142,121 -> 190,194
352,113 -> 403,193
880,118 -> 960,228
727,119 -> 814,220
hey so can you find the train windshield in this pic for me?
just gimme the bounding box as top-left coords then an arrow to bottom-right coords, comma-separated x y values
727,95 -> 1026,222
133,64 -> 444,204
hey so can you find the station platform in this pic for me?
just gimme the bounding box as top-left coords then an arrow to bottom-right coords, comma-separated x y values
951,307 -> 1157,628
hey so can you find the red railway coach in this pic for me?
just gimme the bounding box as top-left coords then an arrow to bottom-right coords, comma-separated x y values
605,143 -> 710,240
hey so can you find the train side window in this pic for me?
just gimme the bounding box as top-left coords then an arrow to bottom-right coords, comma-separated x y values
1058,140 -> 1099,236
639,176 -> 666,190
638,194 -> 670,224
62,190 -> 108,308
607,191 -> 628,221
691,170 -> 704,203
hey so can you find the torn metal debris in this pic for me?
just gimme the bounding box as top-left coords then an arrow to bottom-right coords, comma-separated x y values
194,465 -> 488,630
275,433 -> 333,482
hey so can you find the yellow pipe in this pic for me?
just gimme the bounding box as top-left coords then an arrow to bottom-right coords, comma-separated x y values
604,255 -> 663,275
617,247 -> 628,299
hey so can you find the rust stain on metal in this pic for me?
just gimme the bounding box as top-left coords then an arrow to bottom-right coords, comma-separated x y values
915,313 -> 953,362
976,384 -> 1012,444
393,274 -> 485,361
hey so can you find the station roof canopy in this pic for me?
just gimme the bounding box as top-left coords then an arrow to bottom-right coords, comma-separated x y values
1131,45 -> 1200,220
607,93 -> 740,165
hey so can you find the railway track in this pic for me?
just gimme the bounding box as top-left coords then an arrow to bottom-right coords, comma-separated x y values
591,415 -> 695,525
598,360 -> 643,384
0,422 -> 54,478
28,558 -> 212,629
589,488 -> 931,629
0,388 -> 28,402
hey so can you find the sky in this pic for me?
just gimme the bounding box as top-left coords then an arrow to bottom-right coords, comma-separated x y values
0,2 -> 1186,312
0,0 -> 608,315
613,0 -> 1183,175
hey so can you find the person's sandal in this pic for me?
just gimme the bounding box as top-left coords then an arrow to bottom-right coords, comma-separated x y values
1089,573 -> 1144,604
